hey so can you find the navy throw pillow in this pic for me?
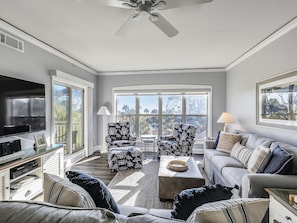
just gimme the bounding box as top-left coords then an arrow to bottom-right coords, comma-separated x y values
171,184 -> 238,220
66,171 -> 120,214
213,131 -> 221,149
263,146 -> 293,174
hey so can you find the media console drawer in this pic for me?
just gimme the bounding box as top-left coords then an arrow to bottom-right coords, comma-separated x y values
10,178 -> 42,200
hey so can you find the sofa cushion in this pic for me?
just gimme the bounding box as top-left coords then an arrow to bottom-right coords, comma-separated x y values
221,167 -> 249,197
186,198 -> 269,223
171,184 -> 234,220
0,200 -> 118,223
211,156 -> 245,174
216,132 -> 241,154
43,173 -> 96,208
230,142 -> 253,167
245,134 -> 272,149
66,171 -> 120,213
204,148 -> 230,161
247,145 -> 271,173
264,145 -> 294,174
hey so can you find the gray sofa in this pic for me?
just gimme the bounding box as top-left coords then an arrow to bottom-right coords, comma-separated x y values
203,132 -> 297,198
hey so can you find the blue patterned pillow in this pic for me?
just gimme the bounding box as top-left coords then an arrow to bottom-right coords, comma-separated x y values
264,145 -> 293,174
66,171 -> 120,213
171,184 -> 237,220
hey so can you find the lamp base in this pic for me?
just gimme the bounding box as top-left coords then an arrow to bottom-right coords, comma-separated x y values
223,124 -> 230,133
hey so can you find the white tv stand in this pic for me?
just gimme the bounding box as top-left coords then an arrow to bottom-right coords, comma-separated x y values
0,144 -> 63,200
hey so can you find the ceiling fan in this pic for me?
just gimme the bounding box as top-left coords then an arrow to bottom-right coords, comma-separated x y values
97,0 -> 213,37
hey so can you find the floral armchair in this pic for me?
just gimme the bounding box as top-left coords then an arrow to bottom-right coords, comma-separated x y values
105,122 -> 137,148
157,123 -> 197,157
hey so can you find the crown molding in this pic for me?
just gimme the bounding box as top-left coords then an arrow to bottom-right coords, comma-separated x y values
226,16 -> 297,71
98,67 -> 226,76
0,19 -> 98,75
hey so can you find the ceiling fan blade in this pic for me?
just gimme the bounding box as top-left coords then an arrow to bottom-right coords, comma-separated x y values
115,14 -> 139,37
159,0 -> 212,10
97,0 -> 134,9
149,13 -> 179,38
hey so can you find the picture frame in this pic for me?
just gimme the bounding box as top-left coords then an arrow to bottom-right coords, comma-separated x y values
256,69 -> 297,131
34,133 -> 47,149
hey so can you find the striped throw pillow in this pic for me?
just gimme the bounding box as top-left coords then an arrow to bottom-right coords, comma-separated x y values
43,173 -> 96,208
186,198 -> 269,223
230,142 -> 253,167
247,145 -> 272,173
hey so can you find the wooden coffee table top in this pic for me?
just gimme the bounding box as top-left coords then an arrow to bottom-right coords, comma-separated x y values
158,155 -> 204,180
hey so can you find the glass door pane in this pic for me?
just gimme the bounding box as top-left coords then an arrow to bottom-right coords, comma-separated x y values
54,84 -> 84,155
54,84 -> 70,155
71,88 -> 84,152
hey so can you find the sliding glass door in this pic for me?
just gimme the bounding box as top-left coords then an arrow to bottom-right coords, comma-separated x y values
53,84 -> 84,155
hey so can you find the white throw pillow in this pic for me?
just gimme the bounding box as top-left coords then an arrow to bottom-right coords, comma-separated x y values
186,198 -> 269,223
247,145 -> 272,173
216,132 -> 241,154
43,173 -> 96,208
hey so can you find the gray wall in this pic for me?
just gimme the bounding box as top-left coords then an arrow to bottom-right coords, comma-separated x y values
97,71 -> 226,145
227,27 -> 297,146
0,28 -> 97,149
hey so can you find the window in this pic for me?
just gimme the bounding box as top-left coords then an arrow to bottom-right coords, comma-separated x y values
115,88 -> 211,139
139,95 -> 159,136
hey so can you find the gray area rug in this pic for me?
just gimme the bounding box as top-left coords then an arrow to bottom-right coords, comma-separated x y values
108,159 -> 173,209
108,158 -> 210,210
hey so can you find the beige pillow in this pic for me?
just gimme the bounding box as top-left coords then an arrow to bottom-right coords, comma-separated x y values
43,173 -> 96,208
216,132 -> 241,153
186,198 -> 269,223
247,145 -> 272,173
230,142 -> 253,167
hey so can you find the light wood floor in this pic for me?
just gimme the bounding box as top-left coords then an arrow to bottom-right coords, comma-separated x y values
69,152 -> 204,186
35,152 -> 204,201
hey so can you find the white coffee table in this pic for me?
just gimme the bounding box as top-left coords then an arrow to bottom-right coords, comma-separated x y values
158,155 -> 205,200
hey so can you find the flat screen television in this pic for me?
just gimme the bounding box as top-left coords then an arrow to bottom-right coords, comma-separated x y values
0,74 -> 46,137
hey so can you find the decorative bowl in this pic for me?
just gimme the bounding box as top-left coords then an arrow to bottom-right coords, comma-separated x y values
168,160 -> 188,172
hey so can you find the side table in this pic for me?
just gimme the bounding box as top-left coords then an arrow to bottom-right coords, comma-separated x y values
140,135 -> 156,159
265,188 -> 297,223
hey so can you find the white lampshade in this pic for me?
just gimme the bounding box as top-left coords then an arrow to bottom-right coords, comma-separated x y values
217,112 -> 235,123
97,106 -> 111,115
217,112 -> 235,132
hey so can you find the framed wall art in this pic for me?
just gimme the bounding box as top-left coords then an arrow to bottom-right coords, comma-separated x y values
256,69 -> 297,131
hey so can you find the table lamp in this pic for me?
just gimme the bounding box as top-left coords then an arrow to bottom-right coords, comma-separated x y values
217,112 -> 235,132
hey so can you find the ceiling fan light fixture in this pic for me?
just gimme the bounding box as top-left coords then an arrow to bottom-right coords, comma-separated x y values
150,13 -> 159,21
152,1 -> 166,10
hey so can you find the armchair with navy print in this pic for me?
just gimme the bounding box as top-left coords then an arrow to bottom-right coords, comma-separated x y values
105,122 -> 137,148
157,123 -> 197,157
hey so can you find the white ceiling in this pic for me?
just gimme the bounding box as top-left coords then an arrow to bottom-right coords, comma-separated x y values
0,0 -> 297,74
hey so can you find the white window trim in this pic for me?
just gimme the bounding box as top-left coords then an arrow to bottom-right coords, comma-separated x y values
50,70 -> 94,164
